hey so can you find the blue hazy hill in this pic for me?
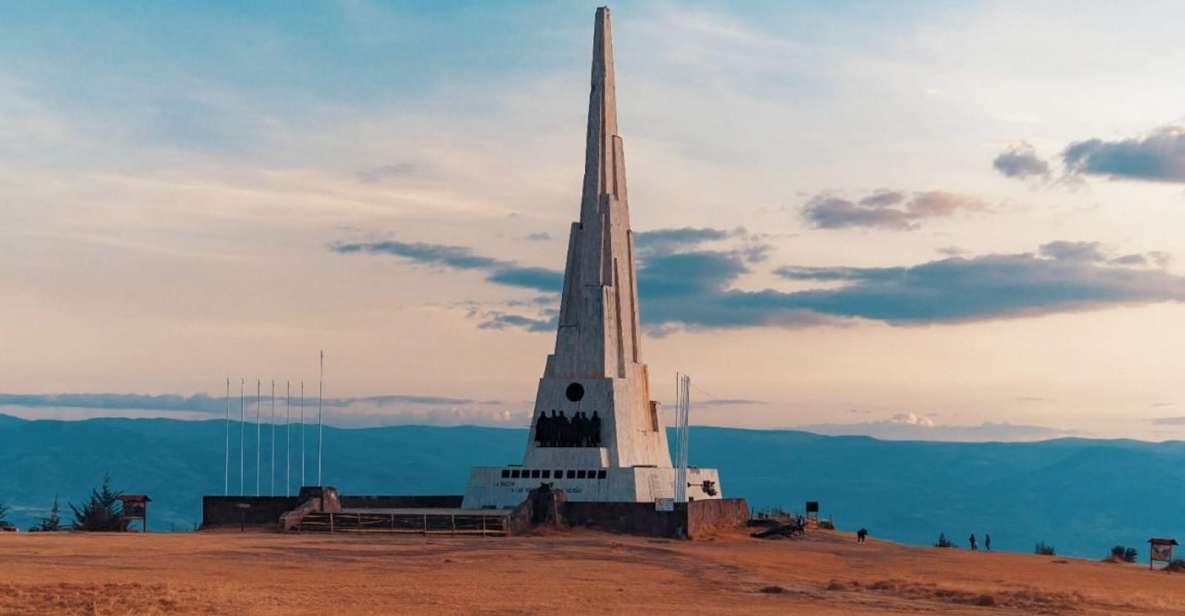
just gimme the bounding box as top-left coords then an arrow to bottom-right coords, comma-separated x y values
1,414 -> 1182,560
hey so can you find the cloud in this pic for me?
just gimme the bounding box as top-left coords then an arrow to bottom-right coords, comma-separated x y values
890,412 -> 934,427
330,239 -> 561,293
633,227 -> 742,253
0,392 -> 489,414
1038,240 -> 1106,262
485,266 -> 564,292
801,190 -> 985,231
356,163 -> 418,183
695,398 -> 763,407
477,311 -> 557,333
0,392 -> 520,427
858,190 -> 906,207
1151,416 -> 1185,426
525,232 -> 551,241
770,243 -> 1185,324
333,233 -> 1183,333
1063,126 -> 1185,182
993,143 -> 1050,180
794,420 -> 1073,442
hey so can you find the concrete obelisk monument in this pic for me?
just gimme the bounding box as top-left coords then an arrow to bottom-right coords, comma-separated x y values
463,7 -> 722,508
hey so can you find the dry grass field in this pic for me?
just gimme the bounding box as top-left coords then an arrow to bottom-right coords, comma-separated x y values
2,528 -> 1184,615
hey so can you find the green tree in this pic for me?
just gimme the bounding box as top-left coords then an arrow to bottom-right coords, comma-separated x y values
0,501 -> 10,526
32,496 -> 62,532
70,475 -> 128,532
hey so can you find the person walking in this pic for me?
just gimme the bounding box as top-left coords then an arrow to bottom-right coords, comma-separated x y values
968,533 -> 978,551
857,528 -> 868,544
984,534 -> 991,551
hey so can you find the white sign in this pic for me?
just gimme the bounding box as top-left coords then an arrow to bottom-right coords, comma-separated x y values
655,498 -> 674,512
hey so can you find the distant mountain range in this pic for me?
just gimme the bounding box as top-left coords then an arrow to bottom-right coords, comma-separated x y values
1,414 -> 1182,560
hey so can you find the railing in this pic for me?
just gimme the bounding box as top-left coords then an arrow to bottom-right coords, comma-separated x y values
296,512 -> 508,536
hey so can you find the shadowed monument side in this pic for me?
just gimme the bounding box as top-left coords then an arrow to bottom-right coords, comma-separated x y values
462,6 -> 722,509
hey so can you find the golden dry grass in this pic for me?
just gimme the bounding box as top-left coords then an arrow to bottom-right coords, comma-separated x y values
2,528 -> 1184,615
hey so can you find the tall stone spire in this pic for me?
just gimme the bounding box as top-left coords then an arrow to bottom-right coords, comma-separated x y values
464,7 -> 724,509
579,6 -> 623,225
524,6 -> 670,470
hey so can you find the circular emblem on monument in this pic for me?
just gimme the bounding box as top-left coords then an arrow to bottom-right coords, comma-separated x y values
565,382 -> 585,402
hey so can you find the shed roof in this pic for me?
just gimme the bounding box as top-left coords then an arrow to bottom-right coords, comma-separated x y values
118,495 -> 151,503
1148,537 -> 1178,545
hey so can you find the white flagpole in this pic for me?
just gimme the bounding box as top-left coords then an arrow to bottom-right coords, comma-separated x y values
255,379 -> 261,497
286,380 -> 291,497
270,380 -> 276,497
239,378 -> 245,496
300,381 -> 305,487
317,350 -> 324,486
224,377 -> 229,496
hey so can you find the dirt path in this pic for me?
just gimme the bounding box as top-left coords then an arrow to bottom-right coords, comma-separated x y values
2,529 -> 1183,615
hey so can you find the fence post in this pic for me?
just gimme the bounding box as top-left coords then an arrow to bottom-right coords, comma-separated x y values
423,513 -> 427,535
329,513 -> 335,533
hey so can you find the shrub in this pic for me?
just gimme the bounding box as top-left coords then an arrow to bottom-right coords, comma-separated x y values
0,501 -> 9,526
31,496 -> 62,532
1165,559 -> 1185,573
935,532 -> 957,548
1035,541 -> 1056,556
1110,545 -> 1137,563
70,474 -> 128,532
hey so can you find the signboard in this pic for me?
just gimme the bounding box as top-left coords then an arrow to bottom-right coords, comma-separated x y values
805,501 -> 819,513
655,498 -> 674,512
1151,543 -> 1173,561
122,501 -> 147,520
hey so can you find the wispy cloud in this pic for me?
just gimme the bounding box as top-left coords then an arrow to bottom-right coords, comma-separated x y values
772,242 -> 1183,324
0,392 -> 492,414
333,232 -> 1185,332
801,190 -> 986,231
0,392 -> 522,427
356,163 -> 418,183
634,227 -> 743,253
330,239 -> 561,293
795,419 -> 1074,442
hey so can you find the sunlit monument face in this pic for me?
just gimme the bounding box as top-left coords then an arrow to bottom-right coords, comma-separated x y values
462,7 -> 721,508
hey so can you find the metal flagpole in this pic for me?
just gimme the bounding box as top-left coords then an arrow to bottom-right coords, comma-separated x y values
317,350 -> 324,486
256,379 -> 261,497
239,378 -> 245,496
300,381 -> 305,487
285,380 -> 291,497
224,378 -> 229,496
674,373 -> 682,503
270,380 -> 276,497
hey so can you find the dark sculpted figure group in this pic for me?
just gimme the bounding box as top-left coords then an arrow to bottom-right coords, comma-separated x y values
534,410 -> 602,447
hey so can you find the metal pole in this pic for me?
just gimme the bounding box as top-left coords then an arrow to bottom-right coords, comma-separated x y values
239,378 -> 245,496
270,380 -> 276,497
300,381 -> 305,487
224,377 -> 230,496
256,379 -> 261,497
317,350 -> 324,486
286,380 -> 291,497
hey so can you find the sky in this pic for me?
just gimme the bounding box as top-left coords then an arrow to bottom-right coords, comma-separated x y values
5,1 -> 1185,440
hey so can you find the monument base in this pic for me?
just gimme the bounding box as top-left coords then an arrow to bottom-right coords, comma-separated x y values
461,464 -> 722,509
